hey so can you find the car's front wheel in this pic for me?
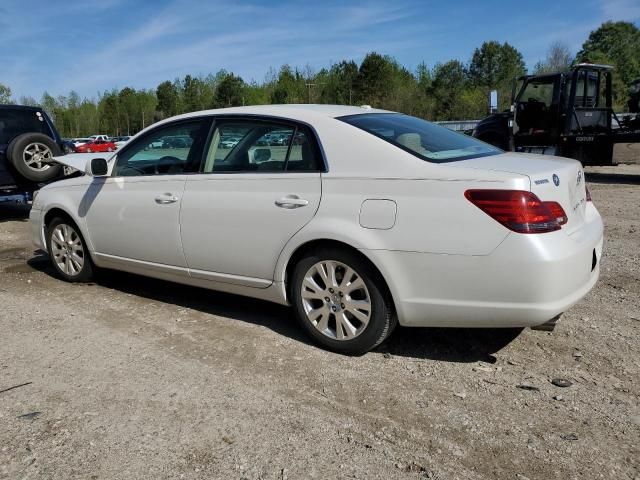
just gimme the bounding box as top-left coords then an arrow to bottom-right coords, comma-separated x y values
291,248 -> 396,355
46,217 -> 94,282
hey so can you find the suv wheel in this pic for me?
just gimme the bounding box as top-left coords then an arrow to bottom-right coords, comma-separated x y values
291,248 -> 397,355
7,133 -> 62,182
46,217 -> 94,282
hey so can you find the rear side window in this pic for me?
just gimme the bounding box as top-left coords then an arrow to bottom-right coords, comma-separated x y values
340,113 -> 500,163
203,119 -> 321,173
0,109 -> 50,144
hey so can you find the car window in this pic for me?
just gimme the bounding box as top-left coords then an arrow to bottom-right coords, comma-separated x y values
340,113 -> 500,163
284,129 -> 321,171
203,120 -> 322,173
114,120 -> 205,177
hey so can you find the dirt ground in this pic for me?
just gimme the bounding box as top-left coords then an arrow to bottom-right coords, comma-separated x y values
1,169 -> 639,480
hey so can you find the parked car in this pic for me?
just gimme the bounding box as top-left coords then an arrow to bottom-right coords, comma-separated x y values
75,139 -> 117,153
61,138 -> 77,154
111,136 -> 131,148
0,105 -> 66,190
89,134 -> 110,142
31,105 -> 603,354
72,138 -> 92,148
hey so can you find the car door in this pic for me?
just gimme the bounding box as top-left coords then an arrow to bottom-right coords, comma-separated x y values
180,117 -> 323,287
83,118 -> 210,269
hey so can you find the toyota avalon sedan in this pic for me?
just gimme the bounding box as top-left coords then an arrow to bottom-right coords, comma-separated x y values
30,105 -> 603,354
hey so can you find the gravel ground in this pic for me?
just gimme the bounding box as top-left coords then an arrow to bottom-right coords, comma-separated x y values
0,169 -> 639,480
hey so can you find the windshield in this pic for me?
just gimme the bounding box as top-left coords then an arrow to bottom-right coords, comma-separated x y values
339,113 -> 500,163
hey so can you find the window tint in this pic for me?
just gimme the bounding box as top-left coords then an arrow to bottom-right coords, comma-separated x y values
340,113 -> 500,163
203,120 -> 320,173
115,121 -> 204,177
285,130 -> 320,171
0,109 -> 50,144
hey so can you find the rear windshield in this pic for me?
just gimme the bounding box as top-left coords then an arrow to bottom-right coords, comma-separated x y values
339,113 -> 501,163
0,109 -> 50,144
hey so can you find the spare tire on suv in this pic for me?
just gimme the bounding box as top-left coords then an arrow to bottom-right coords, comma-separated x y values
7,133 -> 62,182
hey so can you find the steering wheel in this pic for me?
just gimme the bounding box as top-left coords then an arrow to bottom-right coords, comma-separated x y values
156,156 -> 182,174
118,165 -> 146,176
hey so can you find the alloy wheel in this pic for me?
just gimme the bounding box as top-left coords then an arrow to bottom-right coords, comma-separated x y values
50,223 -> 85,277
23,143 -> 53,171
301,260 -> 372,340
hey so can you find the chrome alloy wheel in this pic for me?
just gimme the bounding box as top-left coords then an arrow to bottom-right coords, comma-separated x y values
50,224 -> 85,277
301,260 -> 372,340
23,143 -> 53,171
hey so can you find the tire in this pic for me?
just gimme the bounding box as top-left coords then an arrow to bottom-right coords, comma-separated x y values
291,247 -> 397,355
86,148 -> 92,153
46,217 -> 94,282
6,133 -> 62,182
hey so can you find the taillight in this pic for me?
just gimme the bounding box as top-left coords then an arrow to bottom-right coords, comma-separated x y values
543,201 -> 568,225
465,190 -> 561,234
586,186 -> 592,202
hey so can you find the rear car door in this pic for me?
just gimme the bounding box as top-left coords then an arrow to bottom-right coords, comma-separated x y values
179,117 -> 323,287
83,118 -> 210,269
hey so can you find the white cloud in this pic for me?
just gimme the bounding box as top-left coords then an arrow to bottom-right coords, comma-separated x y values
600,0 -> 640,21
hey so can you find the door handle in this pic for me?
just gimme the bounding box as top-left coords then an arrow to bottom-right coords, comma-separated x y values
155,193 -> 179,204
275,195 -> 309,209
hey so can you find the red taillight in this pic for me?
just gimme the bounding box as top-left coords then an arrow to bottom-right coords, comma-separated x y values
543,201 -> 568,225
586,186 -> 592,202
465,190 -> 561,234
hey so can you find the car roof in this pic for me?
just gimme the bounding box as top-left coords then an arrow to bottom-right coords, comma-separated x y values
0,104 -> 43,112
166,104 -> 394,123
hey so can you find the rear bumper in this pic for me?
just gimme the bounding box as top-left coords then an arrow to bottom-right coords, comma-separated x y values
363,203 -> 604,328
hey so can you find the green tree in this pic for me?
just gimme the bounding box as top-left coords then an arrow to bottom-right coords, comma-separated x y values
156,80 -> 180,118
468,41 -> 526,111
430,60 -> 467,120
270,65 -> 305,104
0,84 -> 12,104
577,21 -> 640,88
356,52 -> 396,107
320,60 -> 359,105
213,73 -> 245,107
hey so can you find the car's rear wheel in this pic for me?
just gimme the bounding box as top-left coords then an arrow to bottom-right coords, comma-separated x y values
291,248 -> 396,354
6,133 -> 62,182
46,217 -> 94,282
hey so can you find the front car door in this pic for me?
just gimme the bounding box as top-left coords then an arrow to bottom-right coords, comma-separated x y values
180,117 -> 323,287
83,118 -> 210,270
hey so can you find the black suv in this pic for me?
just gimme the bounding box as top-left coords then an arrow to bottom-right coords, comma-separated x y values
0,105 -> 66,191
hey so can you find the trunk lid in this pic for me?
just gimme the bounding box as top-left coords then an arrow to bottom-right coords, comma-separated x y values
451,152 -> 587,234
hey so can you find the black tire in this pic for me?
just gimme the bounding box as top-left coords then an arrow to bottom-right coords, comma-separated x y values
7,133 -> 62,182
46,217 -> 94,282
291,247 -> 397,355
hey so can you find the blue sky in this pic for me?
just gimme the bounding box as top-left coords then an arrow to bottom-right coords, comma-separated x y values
1,0 -> 639,100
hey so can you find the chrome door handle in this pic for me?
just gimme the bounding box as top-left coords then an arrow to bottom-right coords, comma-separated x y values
275,195 -> 309,209
155,193 -> 179,204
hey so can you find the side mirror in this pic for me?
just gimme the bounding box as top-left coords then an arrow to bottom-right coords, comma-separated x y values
253,148 -> 271,163
85,158 -> 109,176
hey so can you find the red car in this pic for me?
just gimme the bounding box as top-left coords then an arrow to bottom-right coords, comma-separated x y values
75,140 -> 117,153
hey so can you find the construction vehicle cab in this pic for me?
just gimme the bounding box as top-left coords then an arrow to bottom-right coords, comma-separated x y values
473,64 -> 640,165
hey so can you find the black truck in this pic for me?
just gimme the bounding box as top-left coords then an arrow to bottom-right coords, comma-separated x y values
472,64 -> 640,165
0,105 -> 68,204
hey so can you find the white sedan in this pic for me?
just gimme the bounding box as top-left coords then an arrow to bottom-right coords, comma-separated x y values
30,105 -> 603,354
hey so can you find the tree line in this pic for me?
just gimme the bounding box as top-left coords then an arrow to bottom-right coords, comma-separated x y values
1,21 -> 638,138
